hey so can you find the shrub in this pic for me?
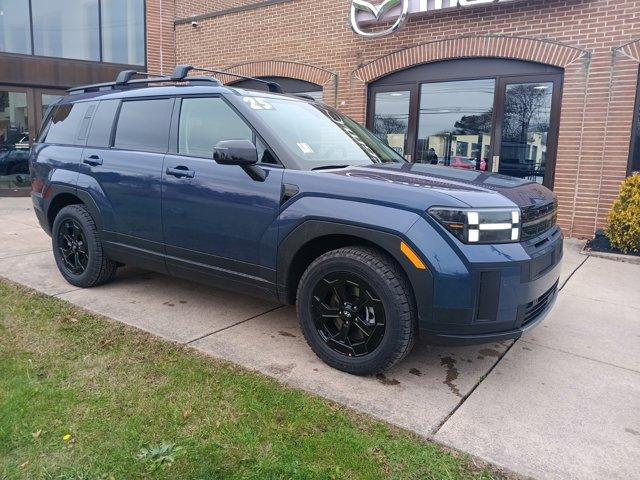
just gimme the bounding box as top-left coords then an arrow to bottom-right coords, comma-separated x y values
605,174 -> 640,254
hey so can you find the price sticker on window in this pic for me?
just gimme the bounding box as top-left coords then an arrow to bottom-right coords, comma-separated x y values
296,142 -> 314,154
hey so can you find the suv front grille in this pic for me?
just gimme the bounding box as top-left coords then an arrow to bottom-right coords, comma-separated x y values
521,200 -> 557,240
522,281 -> 558,326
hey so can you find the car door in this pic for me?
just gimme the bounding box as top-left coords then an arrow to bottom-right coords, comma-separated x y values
79,97 -> 174,272
161,95 -> 284,296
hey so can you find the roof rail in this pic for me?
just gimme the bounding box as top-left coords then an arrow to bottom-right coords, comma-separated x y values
175,65 -> 285,94
67,67 -> 222,95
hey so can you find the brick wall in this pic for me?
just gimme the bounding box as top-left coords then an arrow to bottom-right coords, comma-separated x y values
169,0 -> 640,237
147,0 -> 177,76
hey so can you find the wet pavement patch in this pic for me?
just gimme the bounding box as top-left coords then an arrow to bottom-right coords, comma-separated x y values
440,356 -> 462,397
375,373 -> 400,386
278,330 -> 296,338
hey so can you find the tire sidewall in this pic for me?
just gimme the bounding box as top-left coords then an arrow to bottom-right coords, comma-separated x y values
52,206 -> 101,287
297,253 -> 408,373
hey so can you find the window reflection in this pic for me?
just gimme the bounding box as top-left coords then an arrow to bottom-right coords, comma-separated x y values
41,93 -> 63,119
499,82 -> 553,184
101,0 -> 145,65
0,0 -> 32,54
32,0 -> 100,61
0,91 -> 30,189
372,91 -> 410,158
416,79 -> 495,171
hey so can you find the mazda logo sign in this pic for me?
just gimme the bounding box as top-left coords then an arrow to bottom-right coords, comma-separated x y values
350,0 -> 519,38
350,0 -> 410,38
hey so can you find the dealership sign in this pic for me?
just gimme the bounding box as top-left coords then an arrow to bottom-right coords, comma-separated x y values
350,0 -> 519,37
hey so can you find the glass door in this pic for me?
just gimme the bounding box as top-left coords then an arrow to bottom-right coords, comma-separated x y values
0,87 -> 32,190
415,79 -> 495,170
492,76 -> 562,187
368,85 -> 417,161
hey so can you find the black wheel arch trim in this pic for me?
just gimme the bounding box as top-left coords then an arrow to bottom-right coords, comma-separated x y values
45,184 -> 103,233
277,220 -> 434,326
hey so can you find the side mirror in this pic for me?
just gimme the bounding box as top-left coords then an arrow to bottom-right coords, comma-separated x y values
213,139 -> 266,182
213,139 -> 258,166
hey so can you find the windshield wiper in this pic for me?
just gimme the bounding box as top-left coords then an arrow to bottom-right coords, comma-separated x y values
312,165 -> 350,171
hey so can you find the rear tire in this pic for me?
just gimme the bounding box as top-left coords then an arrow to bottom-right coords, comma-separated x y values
52,204 -> 117,288
296,246 -> 416,375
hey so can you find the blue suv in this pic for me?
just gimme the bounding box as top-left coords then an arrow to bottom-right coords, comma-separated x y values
30,66 -> 562,375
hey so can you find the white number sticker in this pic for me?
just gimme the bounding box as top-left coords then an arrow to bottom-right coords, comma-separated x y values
243,97 -> 274,110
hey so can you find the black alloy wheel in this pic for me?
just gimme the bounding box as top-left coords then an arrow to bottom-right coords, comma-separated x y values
296,246 -> 416,375
57,219 -> 89,275
52,204 -> 118,288
311,272 -> 386,357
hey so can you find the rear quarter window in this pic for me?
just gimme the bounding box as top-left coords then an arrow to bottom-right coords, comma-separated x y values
114,98 -> 173,153
42,102 -> 93,145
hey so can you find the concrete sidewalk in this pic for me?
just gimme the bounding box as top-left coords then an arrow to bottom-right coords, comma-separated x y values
1,196 -> 639,479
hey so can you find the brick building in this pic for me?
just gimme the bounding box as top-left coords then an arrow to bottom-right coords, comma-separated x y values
2,0 -> 639,237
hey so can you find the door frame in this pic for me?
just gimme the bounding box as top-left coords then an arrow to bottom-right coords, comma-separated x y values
367,83 -> 419,161
0,85 -> 37,146
491,74 -> 563,189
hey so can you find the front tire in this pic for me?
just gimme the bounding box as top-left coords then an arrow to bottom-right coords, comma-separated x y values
296,247 -> 416,375
52,204 -> 117,288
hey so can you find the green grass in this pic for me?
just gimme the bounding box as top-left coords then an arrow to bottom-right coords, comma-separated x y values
0,280 -> 501,480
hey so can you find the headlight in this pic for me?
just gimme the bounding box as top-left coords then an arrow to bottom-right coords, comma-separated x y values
429,207 -> 521,244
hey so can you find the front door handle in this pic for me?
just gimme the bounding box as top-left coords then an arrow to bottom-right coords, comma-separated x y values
83,155 -> 103,166
166,166 -> 195,179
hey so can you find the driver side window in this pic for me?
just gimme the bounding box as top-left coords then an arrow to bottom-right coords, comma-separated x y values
178,97 -> 252,158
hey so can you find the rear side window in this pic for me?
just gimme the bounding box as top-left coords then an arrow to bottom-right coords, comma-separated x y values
43,102 -> 92,145
114,99 -> 173,153
86,99 -> 120,148
178,97 -> 252,158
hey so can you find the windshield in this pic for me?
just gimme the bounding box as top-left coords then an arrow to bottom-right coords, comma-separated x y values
242,96 -> 405,169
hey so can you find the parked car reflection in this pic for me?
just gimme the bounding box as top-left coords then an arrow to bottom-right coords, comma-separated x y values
0,132 -> 31,188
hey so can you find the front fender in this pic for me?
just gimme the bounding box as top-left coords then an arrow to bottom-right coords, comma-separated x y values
277,197 -> 434,326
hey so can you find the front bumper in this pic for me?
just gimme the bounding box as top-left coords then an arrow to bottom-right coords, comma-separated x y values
406,219 -> 563,345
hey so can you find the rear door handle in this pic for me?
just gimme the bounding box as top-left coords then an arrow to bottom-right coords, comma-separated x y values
83,155 -> 103,166
166,166 -> 195,179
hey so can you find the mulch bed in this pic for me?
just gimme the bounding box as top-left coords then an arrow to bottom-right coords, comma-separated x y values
584,230 -> 640,257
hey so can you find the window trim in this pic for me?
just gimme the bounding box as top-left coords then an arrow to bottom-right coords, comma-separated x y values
171,94 -> 283,167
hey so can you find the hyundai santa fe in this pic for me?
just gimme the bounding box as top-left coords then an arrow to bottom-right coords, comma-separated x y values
30,66 -> 562,375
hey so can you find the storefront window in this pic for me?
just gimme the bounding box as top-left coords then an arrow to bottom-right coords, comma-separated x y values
416,79 -> 494,170
372,91 -> 410,158
101,0 -> 145,65
0,0 -> 32,54
32,0 -> 100,61
498,82 -> 553,183
0,90 -> 30,189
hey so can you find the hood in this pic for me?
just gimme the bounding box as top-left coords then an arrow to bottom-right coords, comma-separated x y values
324,162 -> 556,209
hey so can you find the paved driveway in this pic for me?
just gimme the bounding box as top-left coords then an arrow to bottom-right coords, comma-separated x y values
1,196 -> 639,479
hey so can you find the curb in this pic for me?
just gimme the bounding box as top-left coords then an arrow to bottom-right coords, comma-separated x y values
580,248 -> 640,265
